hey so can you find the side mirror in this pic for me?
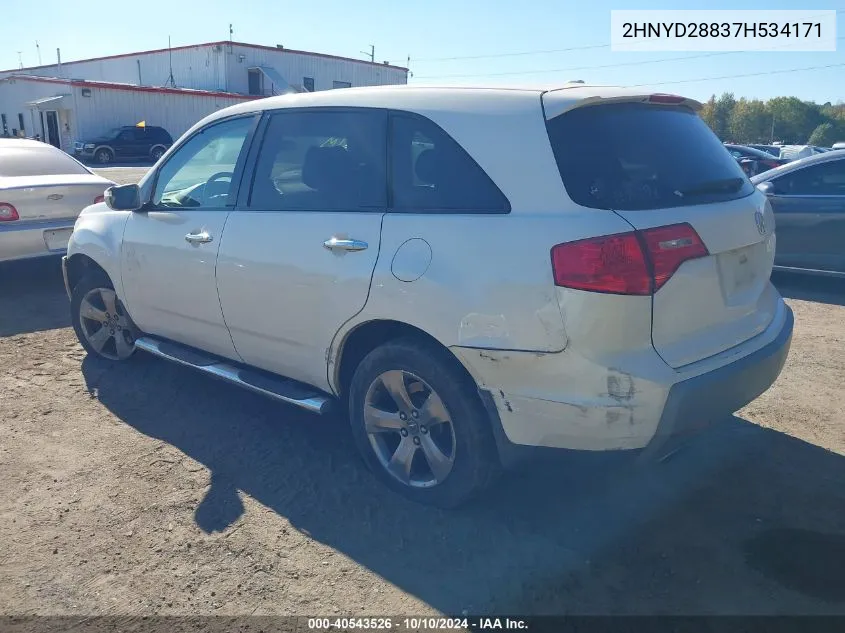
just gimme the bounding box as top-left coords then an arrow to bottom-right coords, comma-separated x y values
104,184 -> 142,211
756,181 -> 776,196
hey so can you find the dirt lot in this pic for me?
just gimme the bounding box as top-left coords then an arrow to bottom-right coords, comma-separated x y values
1,172 -> 844,616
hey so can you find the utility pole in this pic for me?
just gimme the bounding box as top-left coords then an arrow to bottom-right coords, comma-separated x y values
166,36 -> 176,87
770,113 -> 775,144
36,41 -> 42,65
229,23 -> 233,41
17,51 -> 23,69
361,44 -> 374,63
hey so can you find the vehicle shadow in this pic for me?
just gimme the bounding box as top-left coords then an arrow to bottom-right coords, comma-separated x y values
83,353 -> 845,615
0,256 -> 70,336
772,272 -> 845,307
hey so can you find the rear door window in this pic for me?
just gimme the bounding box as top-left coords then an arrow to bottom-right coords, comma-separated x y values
546,103 -> 753,210
248,108 -> 387,211
389,113 -> 509,213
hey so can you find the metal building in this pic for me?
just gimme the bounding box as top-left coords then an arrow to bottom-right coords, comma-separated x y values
0,41 -> 409,153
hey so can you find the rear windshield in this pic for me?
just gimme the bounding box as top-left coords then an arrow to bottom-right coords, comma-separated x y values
546,103 -> 753,210
0,146 -> 91,177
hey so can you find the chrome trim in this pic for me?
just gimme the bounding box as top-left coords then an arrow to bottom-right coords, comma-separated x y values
134,337 -> 332,414
772,265 -> 845,279
184,231 -> 213,244
323,237 -> 368,252
61,256 -> 72,299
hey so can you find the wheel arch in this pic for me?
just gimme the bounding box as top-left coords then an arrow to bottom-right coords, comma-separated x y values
65,253 -> 111,294
331,319 -> 479,400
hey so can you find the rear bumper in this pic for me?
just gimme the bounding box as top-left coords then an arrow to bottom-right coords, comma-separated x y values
453,299 -> 793,464
0,219 -> 74,263
642,303 -> 793,457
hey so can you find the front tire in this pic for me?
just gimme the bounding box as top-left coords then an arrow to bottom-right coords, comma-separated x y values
348,339 -> 499,507
71,272 -> 136,361
95,148 -> 113,164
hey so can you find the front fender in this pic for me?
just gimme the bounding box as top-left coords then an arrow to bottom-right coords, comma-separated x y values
67,205 -> 130,298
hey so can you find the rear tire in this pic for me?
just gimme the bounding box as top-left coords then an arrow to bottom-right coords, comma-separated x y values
71,271 -> 136,362
348,338 -> 499,508
150,146 -> 165,162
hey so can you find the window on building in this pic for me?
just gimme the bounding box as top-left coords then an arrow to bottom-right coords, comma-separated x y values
248,69 -> 263,96
389,113 -> 510,213
18,113 -> 25,136
332,81 -> 351,89
248,109 -> 386,211
303,77 -> 315,92
152,116 -> 254,209
1,114 -> 7,137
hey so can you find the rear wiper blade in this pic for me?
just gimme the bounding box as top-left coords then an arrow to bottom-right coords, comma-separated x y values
674,177 -> 744,198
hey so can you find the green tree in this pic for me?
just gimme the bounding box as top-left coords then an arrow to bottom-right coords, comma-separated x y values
808,122 -> 839,146
712,93 -> 736,140
768,97 -> 821,144
699,94 -> 717,131
729,99 -> 771,143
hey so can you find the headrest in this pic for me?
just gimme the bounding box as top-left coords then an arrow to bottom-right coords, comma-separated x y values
302,146 -> 355,192
414,149 -> 440,185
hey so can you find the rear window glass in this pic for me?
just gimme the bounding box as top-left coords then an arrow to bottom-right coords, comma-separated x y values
0,146 -> 90,177
546,103 -> 753,210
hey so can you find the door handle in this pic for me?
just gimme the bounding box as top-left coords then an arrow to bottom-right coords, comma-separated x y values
323,237 -> 368,252
185,230 -> 213,244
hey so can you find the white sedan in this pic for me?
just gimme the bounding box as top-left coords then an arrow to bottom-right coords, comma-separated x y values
0,139 -> 114,262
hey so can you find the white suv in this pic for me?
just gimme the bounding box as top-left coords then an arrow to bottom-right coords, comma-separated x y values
63,84 -> 793,507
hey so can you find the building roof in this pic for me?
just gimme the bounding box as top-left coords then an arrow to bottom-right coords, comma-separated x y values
1,74 -> 258,100
0,40 -> 409,75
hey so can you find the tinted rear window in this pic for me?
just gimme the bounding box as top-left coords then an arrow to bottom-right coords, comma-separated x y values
546,103 -> 753,210
0,146 -> 90,177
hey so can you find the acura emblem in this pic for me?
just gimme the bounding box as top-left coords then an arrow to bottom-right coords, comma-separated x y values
47,193 -> 64,201
754,210 -> 766,236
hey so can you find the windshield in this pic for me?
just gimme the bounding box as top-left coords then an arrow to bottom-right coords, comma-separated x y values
546,102 -> 753,210
0,146 -> 91,177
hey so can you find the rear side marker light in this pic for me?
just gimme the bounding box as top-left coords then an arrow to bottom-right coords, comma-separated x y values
551,223 -> 708,296
0,203 -> 19,221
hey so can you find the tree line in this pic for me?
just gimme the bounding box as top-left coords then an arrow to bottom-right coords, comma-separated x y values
699,93 -> 845,147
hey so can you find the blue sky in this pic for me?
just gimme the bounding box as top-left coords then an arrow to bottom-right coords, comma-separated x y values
3,0 -> 844,103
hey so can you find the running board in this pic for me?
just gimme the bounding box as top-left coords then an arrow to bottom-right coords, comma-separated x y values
134,337 -> 333,415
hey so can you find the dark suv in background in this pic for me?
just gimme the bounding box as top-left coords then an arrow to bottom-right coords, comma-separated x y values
74,125 -> 173,164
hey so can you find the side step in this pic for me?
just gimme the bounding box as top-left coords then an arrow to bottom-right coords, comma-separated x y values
134,336 -> 333,415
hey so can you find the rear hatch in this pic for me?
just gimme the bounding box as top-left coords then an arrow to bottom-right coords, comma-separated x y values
544,93 -> 778,369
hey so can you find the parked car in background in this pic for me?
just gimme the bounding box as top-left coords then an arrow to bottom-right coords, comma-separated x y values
747,144 -> 781,157
63,85 -> 792,507
0,139 -> 113,262
724,143 -> 788,176
752,151 -> 845,277
74,125 -> 173,164
831,142 -> 845,151
776,145 -> 830,162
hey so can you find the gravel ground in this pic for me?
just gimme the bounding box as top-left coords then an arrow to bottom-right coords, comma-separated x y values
1,172 -> 843,616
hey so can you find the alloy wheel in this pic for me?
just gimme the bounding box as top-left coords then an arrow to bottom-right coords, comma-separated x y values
364,369 -> 456,488
78,287 -> 135,360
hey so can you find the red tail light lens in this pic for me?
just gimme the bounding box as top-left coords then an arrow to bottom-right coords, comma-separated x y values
551,223 -> 708,295
639,223 -> 709,291
551,232 -> 651,295
94,195 -> 105,204
647,94 -> 686,104
0,203 -> 19,222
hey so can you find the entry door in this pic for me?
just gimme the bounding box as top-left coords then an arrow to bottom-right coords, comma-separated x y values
767,156 -> 845,273
120,114 -> 257,359
45,111 -> 60,148
216,108 -> 387,391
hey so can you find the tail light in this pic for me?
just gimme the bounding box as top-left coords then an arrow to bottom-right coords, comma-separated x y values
94,195 -> 105,204
0,203 -> 19,222
551,223 -> 708,295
